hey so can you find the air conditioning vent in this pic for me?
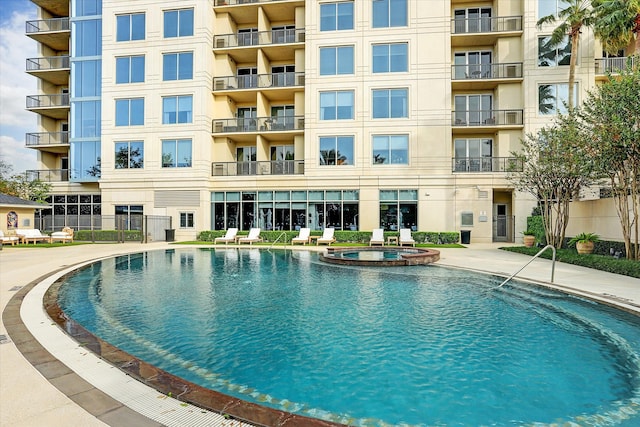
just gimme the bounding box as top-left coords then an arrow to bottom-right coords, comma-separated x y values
296,32 -> 305,42
214,79 -> 225,90
215,38 -> 226,48
505,111 -> 518,124
505,18 -> 518,31
297,118 -> 305,129
505,65 -> 517,78
213,121 -> 223,132
296,74 -> 305,86
215,0 -> 227,6
212,164 -> 224,176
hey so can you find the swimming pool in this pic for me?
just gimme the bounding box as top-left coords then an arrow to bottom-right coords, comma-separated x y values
54,248 -> 640,426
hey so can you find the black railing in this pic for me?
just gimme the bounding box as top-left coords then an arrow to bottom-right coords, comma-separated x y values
452,109 -> 523,126
212,116 -> 304,133
215,0 -> 300,5
26,17 -> 70,33
26,56 -> 70,71
451,16 -> 522,34
214,28 -> 305,48
26,132 -> 69,146
26,169 -> 69,182
452,62 -> 522,80
213,72 -> 304,90
452,157 -> 523,173
212,160 -> 304,176
26,94 -> 70,108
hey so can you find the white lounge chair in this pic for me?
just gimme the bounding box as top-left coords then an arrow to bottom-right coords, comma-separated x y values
50,227 -> 74,243
369,228 -> 384,246
291,227 -> 311,245
238,227 -> 262,245
316,227 -> 336,246
399,228 -> 415,247
16,229 -> 51,244
0,230 -> 19,246
214,228 -> 238,244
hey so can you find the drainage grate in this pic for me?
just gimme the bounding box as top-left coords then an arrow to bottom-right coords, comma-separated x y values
9,286 -> 23,292
0,335 -> 11,344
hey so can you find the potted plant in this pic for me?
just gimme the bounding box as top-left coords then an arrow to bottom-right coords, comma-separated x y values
522,230 -> 536,248
568,232 -> 600,254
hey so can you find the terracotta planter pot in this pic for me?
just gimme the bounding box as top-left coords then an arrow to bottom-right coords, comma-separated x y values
576,241 -> 595,254
523,235 -> 535,248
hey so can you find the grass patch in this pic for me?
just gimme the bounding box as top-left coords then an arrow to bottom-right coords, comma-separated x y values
501,246 -> 640,279
3,241 -> 92,248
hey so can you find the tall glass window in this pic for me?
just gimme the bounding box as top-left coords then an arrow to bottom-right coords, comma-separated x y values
539,0 -> 560,19
164,9 -> 194,38
162,139 -> 192,168
538,83 -> 577,115
538,36 -> 571,66
72,101 -> 101,138
115,98 -> 144,126
117,13 -> 145,41
372,43 -> 408,73
74,0 -> 100,17
162,95 -> 193,124
163,52 -> 193,80
74,20 -> 101,56
320,91 -> 354,120
70,140 -> 101,180
73,60 -> 101,96
319,136 -> 354,165
372,89 -> 408,118
373,0 -> 407,28
320,46 -> 354,75
372,135 -> 408,165
116,55 -> 145,83
320,2 -> 354,31
379,189 -> 417,231
115,141 -> 144,169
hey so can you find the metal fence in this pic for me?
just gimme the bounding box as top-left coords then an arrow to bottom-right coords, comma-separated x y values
37,214 -> 171,242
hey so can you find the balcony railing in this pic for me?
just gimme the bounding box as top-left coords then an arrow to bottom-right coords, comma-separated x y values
26,169 -> 69,182
452,109 -> 523,126
213,72 -> 305,90
452,157 -> 523,173
215,0 -> 300,5
25,17 -> 70,33
26,132 -> 69,146
452,62 -> 522,80
26,56 -> 70,72
26,94 -> 70,109
214,28 -> 305,48
452,16 -> 522,34
212,160 -> 304,176
595,57 -> 635,74
212,116 -> 304,133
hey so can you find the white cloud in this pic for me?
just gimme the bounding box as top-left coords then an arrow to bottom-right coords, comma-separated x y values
0,7 -> 38,174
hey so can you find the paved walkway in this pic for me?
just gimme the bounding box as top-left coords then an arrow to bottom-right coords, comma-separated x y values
1,242 -> 639,426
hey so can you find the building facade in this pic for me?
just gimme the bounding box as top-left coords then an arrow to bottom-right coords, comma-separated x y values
25,0 -> 627,242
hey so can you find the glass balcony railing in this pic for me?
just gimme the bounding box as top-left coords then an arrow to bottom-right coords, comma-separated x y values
26,94 -> 70,109
26,132 -> 70,146
213,72 -> 304,90
452,109 -> 523,126
451,16 -> 522,34
214,28 -> 305,48
452,157 -> 523,173
212,160 -> 304,176
212,116 -> 304,133
26,169 -> 69,182
452,62 -> 522,80
25,17 -> 70,34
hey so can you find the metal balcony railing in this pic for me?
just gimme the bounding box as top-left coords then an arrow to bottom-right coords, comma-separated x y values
25,17 -> 70,33
212,116 -> 304,133
214,28 -> 305,48
452,109 -> 523,126
26,132 -> 70,146
595,57 -> 635,74
451,16 -> 522,34
212,160 -> 304,176
213,72 -> 305,90
26,94 -> 70,109
452,62 -> 522,80
215,0 -> 300,5
26,169 -> 69,182
26,56 -> 70,72
452,157 -> 523,173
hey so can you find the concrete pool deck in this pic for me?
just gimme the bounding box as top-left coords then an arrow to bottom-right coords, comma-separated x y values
1,242 -> 639,426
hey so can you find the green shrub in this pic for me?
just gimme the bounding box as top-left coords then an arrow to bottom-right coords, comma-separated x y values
526,215 -> 546,245
76,230 -> 142,242
439,232 -> 460,244
424,232 -> 440,244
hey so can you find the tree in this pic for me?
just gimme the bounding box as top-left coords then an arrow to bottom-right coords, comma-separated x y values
537,0 -> 596,109
508,113 -> 597,249
0,160 -> 51,203
579,65 -> 640,259
592,0 -> 640,55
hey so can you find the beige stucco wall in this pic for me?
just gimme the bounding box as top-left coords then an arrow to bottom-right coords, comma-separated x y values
1,207 -> 37,232
566,198 -> 626,242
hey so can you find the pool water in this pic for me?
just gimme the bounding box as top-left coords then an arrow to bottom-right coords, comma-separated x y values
339,249 -> 418,260
57,248 -> 640,426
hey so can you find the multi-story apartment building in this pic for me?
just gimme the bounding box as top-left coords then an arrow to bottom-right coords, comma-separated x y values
24,0 -> 629,243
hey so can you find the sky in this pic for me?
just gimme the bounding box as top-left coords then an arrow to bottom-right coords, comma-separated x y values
0,0 -> 38,175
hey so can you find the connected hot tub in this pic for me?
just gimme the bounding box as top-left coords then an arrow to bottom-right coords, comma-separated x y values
320,246 -> 440,266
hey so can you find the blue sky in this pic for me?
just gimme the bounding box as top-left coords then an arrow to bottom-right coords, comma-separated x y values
0,0 -> 38,174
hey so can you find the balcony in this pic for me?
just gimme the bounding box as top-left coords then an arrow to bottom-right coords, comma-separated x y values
213,72 -> 305,102
451,62 -> 523,90
26,132 -> 69,153
25,18 -> 70,51
30,0 -> 69,17
212,116 -> 304,133
214,0 -> 304,24
26,94 -> 70,119
26,56 -> 70,85
451,16 -> 522,47
595,57 -> 636,80
453,157 -> 523,173
214,28 -> 305,48
452,109 -> 523,132
26,169 -> 69,182
212,160 -> 304,176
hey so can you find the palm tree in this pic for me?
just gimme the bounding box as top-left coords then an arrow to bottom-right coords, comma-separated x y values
592,0 -> 640,55
537,0 -> 596,110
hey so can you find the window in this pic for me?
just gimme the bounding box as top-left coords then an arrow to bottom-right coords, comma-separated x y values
70,141 -> 101,180
320,46 -> 354,75
238,28 -> 258,46
539,0 -> 561,19
72,101 -> 101,137
162,95 -> 193,124
117,13 -> 145,41
461,212 -> 474,227
320,136 -> 354,165
162,139 -> 192,168
163,52 -> 193,81
373,0 -> 407,28
73,60 -> 101,97
74,0 -> 100,17
454,94 -> 492,125
453,8 -> 492,33
372,89 -> 408,118
373,135 -> 408,165
320,91 -> 354,120
180,212 -> 194,228
116,55 -> 145,83
379,189 -> 417,231
454,138 -> 492,172
538,36 -> 571,66
115,141 -> 144,169
453,51 -> 491,79
115,205 -> 143,230
372,43 -> 408,73
115,98 -> 144,126
320,2 -> 354,31
164,8 -> 194,38
74,20 -> 101,56
538,83 -> 577,115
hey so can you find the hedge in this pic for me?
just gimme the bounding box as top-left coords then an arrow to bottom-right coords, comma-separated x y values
75,230 -> 143,242
197,230 -> 461,244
